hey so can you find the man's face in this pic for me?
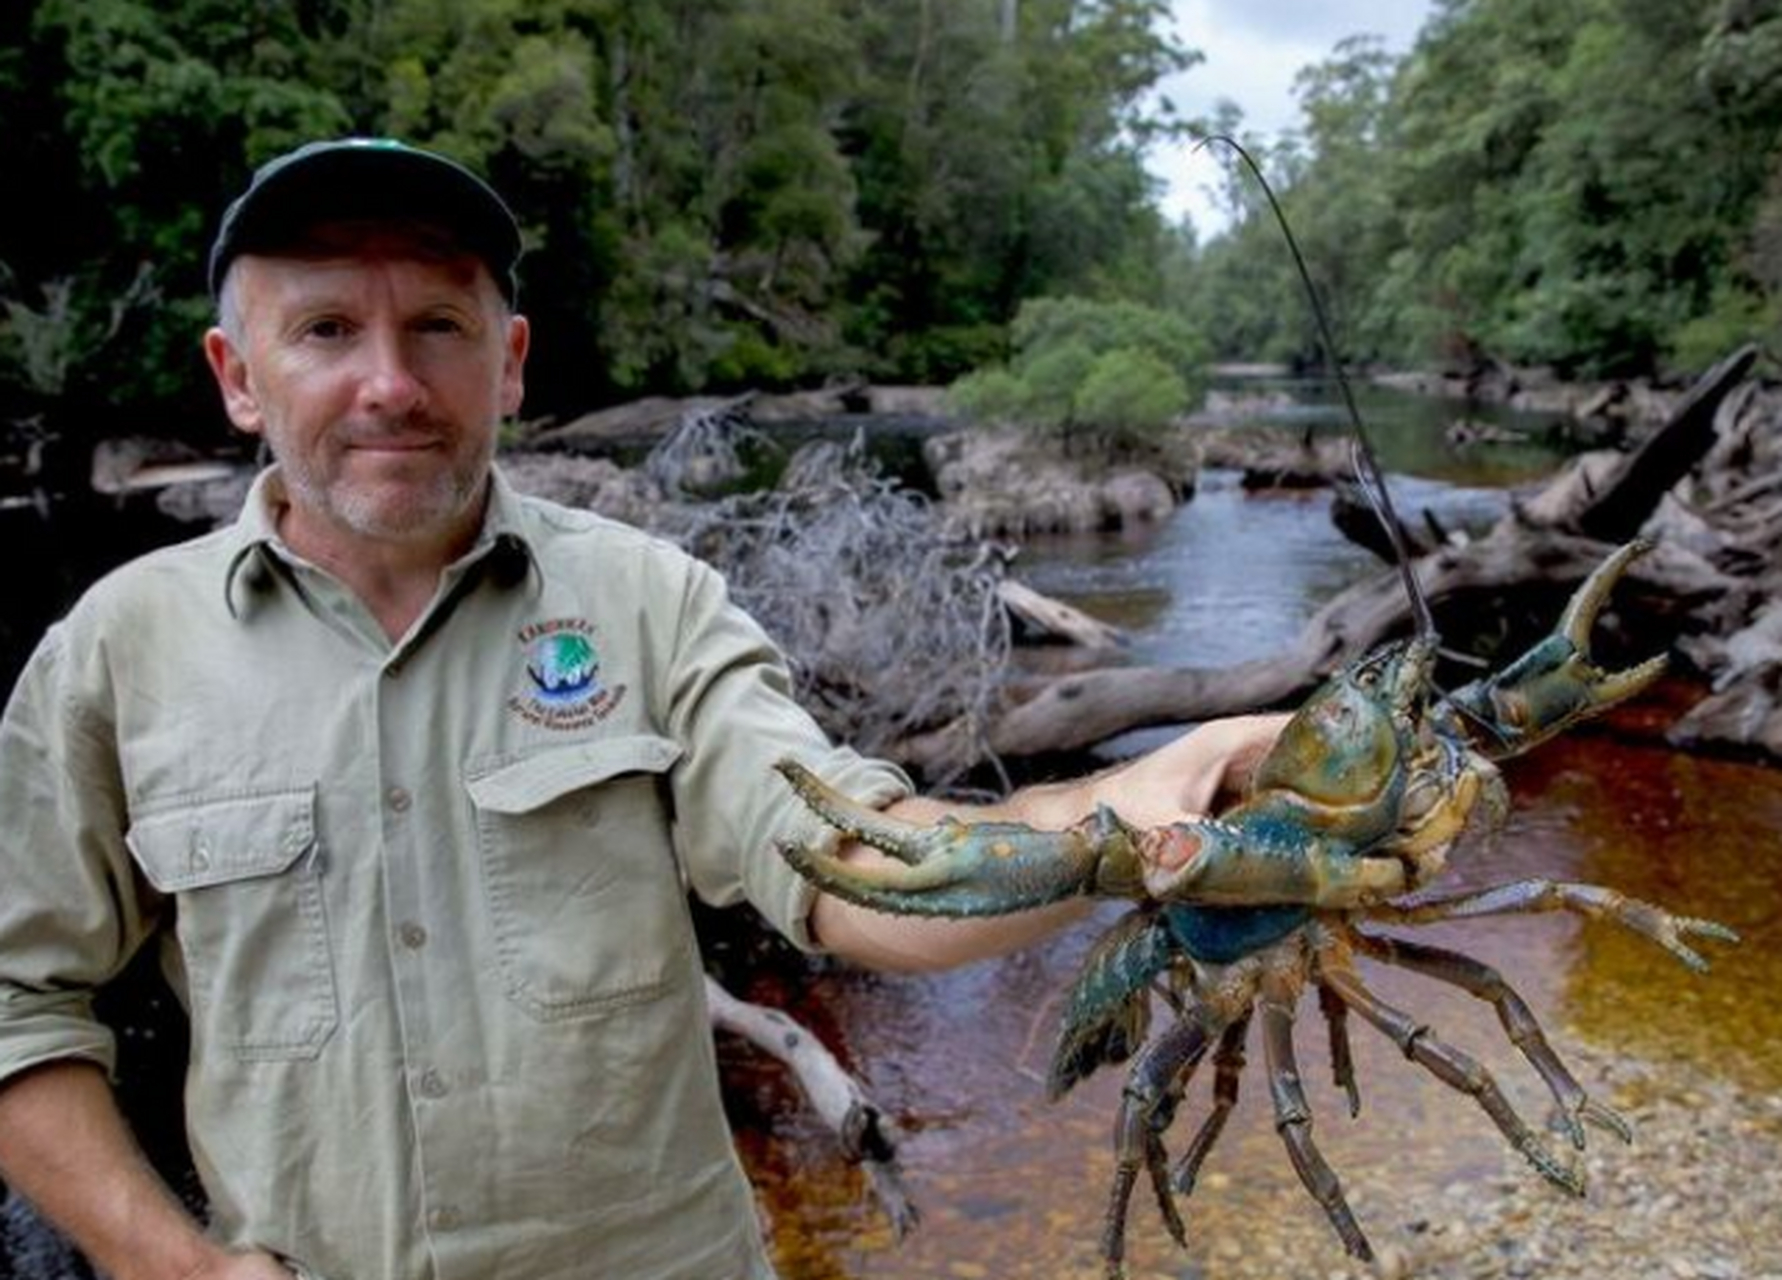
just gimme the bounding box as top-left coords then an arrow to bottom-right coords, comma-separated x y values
205,224 -> 528,551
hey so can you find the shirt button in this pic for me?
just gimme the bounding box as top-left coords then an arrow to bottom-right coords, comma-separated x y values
397,922 -> 428,950
418,1069 -> 449,1100
386,786 -> 413,813
429,1205 -> 461,1231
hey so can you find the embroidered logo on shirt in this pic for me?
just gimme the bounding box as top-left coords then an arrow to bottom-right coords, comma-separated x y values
508,618 -> 626,729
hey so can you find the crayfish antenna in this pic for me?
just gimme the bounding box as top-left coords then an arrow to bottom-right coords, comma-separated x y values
1199,134 -> 1436,644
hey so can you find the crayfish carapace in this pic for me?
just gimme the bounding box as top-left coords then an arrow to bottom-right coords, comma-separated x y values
774,536 -> 1739,1274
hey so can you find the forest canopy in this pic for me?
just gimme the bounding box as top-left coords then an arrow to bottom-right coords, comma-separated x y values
0,0 -> 1778,453
0,0 -> 1191,440
1185,0 -> 1782,380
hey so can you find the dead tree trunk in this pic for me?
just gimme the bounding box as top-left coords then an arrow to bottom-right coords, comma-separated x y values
704,977 -> 919,1238
1574,346 -> 1758,542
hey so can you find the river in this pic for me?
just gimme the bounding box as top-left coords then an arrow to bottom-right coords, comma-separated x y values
732,379 -> 1782,1278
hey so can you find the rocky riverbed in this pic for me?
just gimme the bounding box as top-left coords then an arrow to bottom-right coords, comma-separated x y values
1165,1042 -> 1781,1280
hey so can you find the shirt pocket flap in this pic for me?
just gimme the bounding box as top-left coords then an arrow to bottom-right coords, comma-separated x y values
127,787 -> 318,893
466,735 -> 683,815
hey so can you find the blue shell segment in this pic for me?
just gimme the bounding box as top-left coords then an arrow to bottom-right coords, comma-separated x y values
1164,903 -> 1309,964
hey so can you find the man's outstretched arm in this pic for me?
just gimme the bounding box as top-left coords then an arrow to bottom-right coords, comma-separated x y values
810,714 -> 1291,971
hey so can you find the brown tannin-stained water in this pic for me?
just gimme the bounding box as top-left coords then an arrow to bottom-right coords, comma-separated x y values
730,399 -> 1782,1278
734,715 -> 1782,1280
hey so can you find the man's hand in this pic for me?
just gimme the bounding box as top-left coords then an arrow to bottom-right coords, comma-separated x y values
1081,712 -> 1291,829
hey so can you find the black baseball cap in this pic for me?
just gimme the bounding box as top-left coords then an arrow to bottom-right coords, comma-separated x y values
208,137 -> 522,304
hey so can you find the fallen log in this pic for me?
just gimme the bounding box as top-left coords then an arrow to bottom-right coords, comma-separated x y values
704,976 -> 918,1238
999,580 -> 1125,649
1573,345 -> 1759,542
901,528 -> 1732,771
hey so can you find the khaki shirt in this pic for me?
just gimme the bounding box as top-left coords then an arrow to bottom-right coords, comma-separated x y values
0,467 -> 910,1279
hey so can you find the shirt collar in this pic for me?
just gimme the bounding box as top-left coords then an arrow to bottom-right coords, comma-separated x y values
221,464 -> 539,618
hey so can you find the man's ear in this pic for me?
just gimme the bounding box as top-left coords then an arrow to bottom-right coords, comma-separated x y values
500,314 -> 530,418
203,327 -> 265,436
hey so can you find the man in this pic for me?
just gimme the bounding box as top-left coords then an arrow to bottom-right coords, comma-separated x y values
0,139 -> 1285,1279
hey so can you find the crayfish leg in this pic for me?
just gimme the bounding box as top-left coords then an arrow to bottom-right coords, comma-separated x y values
1317,983 -> 1362,1119
1316,958 -> 1585,1197
1365,879 -> 1741,973
1047,908 -> 1173,1101
1101,1010 -> 1218,1278
1258,974 -> 1375,1262
1171,1011 -> 1253,1195
1351,930 -> 1631,1147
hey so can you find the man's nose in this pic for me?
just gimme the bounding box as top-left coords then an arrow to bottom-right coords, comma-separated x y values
356,329 -> 427,415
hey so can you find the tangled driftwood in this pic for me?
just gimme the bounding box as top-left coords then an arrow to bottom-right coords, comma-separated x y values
665,434 -> 1011,776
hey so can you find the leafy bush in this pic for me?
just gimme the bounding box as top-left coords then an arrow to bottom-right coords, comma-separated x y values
1075,349 -> 1189,440
946,296 -> 1207,455
1666,283 -> 1778,375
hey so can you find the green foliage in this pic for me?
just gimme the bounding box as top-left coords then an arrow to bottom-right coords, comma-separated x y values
2,0 -> 1193,441
9,0 -> 1780,452
1180,0 -> 1782,379
1075,348 -> 1188,441
1668,282 -> 1778,372
948,295 -> 1205,453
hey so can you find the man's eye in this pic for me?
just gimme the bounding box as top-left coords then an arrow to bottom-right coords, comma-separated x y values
416,315 -> 469,335
303,318 -> 351,340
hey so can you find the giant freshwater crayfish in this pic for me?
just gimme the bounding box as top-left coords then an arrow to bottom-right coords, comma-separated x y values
771,142 -> 1739,1277
776,536 -> 1737,1271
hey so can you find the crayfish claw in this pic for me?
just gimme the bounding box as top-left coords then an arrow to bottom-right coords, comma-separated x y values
1444,540 -> 1669,758
1547,1095 -> 1631,1150
774,758 -> 928,864
1556,537 -> 1653,650
1622,905 -> 1740,974
1576,1097 -> 1634,1146
777,759 -> 1144,917
1549,1105 -> 1588,1151
1667,912 -> 1739,969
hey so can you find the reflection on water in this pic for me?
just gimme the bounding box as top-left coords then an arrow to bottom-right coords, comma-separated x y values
740,383 -> 1781,1277
1016,469 -> 1528,670
1240,375 -> 1573,488
1014,473 -> 1371,668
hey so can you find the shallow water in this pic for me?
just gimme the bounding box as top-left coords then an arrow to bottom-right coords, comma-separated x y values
735,387 -> 1782,1278
736,715 -> 1782,1280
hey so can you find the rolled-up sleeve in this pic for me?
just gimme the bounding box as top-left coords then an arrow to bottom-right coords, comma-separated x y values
661,560 -> 911,950
0,625 -> 160,1087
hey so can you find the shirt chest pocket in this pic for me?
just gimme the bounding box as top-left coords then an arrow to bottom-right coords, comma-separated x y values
466,735 -> 689,1022
126,787 -> 337,1061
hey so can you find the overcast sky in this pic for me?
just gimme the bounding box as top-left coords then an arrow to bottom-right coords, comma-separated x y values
1149,0 -> 1436,236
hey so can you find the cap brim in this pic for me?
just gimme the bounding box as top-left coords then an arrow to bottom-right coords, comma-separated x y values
210,143 -> 521,302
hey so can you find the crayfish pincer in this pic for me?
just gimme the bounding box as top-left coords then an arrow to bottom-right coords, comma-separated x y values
775,539 -> 1739,1276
